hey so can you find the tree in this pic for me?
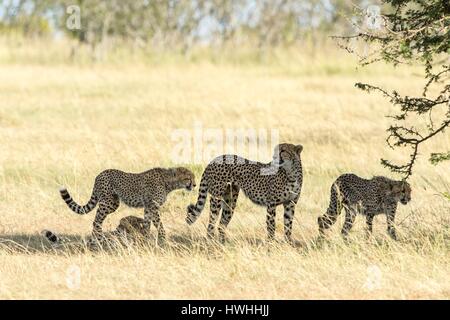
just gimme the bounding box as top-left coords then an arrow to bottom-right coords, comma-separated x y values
335,0 -> 450,179
1,0 -> 353,55
0,0 -> 52,37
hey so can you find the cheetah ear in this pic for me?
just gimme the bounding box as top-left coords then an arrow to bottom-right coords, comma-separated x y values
386,182 -> 397,195
272,144 -> 281,157
401,180 -> 410,191
295,144 -> 303,155
169,168 -> 178,178
378,180 -> 393,195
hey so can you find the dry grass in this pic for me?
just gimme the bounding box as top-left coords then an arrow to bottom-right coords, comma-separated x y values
0,50 -> 449,299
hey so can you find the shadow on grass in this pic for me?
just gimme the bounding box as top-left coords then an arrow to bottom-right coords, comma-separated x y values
1,227 -> 446,256
0,233 -> 84,254
0,231 -> 303,256
0,232 -> 244,255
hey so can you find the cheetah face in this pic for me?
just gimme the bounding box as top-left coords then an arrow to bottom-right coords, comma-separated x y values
118,216 -> 147,235
273,143 -> 303,167
174,167 -> 196,191
398,182 -> 412,205
389,181 -> 412,205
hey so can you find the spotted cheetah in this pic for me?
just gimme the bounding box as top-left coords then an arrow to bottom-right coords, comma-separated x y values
60,167 -> 196,245
42,215 -> 148,251
186,143 -> 303,244
318,174 -> 411,240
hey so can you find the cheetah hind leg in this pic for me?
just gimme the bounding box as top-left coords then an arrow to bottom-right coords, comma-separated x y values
218,184 -> 239,244
207,197 -> 222,240
92,198 -> 119,237
341,206 -> 357,241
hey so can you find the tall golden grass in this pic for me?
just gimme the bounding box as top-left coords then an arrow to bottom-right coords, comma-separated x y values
0,40 -> 449,299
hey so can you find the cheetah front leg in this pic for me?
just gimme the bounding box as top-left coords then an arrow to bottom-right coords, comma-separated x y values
365,214 -> 374,239
144,201 -> 166,246
151,209 -> 166,246
266,205 -> 276,242
283,201 -> 296,245
385,205 -> 398,240
143,205 -> 154,237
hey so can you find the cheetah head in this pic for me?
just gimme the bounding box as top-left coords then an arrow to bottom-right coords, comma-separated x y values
171,167 -> 196,191
397,181 -> 412,205
383,180 -> 412,205
273,143 -> 303,167
117,216 -> 147,235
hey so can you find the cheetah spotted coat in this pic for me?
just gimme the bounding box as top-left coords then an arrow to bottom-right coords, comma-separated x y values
318,173 -> 412,239
187,143 -> 303,244
60,167 -> 196,245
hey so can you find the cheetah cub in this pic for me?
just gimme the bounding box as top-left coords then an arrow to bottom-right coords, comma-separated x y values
318,174 -> 411,240
60,167 -> 196,245
42,215 -> 148,251
187,143 -> 303,244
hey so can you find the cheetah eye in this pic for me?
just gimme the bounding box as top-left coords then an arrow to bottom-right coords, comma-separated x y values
281,150 -> 293,159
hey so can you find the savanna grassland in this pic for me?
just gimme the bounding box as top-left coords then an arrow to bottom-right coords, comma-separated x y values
0,41 -> 449,299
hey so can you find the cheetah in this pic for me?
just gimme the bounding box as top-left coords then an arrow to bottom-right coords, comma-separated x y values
60,167 -> 196,245
42,215 -> 148,251
318,173 -> 412,240
186,143 -> 303,244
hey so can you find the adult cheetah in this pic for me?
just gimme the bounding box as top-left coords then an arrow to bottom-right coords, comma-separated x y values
60,167 -> 196,245
318,173 -> 411,240
186,143 -> 303,244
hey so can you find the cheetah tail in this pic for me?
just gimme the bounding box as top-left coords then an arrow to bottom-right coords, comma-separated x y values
59,187 -> 98,215
41,229 -> 60,244
186,175 -> 208,225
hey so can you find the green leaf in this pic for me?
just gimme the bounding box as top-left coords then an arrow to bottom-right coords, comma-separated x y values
430,152 -> 450,165
441,192 -> 450,201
